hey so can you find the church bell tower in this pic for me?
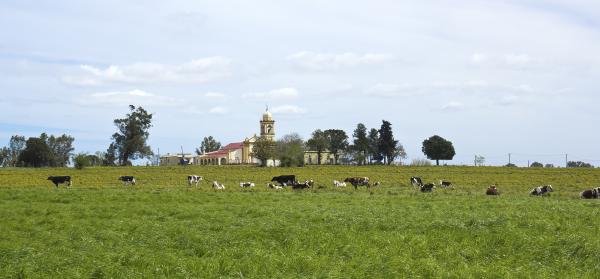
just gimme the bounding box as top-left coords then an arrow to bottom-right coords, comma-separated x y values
260,107 -> 275,141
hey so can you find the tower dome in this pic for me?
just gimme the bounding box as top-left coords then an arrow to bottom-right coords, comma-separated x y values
262,108 -> 273,121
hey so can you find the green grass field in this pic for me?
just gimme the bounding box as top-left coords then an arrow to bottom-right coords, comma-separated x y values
1,166 -> 599,278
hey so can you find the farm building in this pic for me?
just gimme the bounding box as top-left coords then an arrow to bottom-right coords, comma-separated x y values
160,153 -> 195,166
304,150 -> 335,165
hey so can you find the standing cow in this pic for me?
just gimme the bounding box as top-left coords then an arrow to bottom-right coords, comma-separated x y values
410,177 -> 423,188
47,176 -> 72,187
188,175 -> 203,187
420,183 -> 435,192
344,177 -> 370,189
271,175 -> 296,186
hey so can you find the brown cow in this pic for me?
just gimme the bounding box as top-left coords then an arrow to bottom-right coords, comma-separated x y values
486,185 -> 499,195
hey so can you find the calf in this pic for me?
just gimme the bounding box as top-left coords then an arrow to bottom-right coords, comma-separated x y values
410,177 -> 423,188
580,187 -> 600,199
187,175 -> 203,187
47,176 -> 72,187
119,176 -> 136,185
372,181 -> 381,187
530,185 -> 553,196
240,182 -> 255,188
344,177 -> 370,189
292,181 -> 311,189
267,183 -> 283,190
333,180 -> 346,187
420,183 -> 435,192
486,185 -> 499,195
212,181 -> 225,190
271,175 -> 296,186
439,180 -> 454,189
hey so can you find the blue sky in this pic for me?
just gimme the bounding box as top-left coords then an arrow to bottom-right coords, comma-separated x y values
1,0 -> 599,166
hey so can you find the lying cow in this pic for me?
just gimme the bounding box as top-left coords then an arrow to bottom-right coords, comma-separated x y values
410,177 -> 423,188
119,176 -> 136,185
292,181 -> 311,189
188,175 -> 203,187
272,175 -> 296,186
439,180 -> 454,189
267,183 -> 283,190
580,187 -> 600,199
420,183 -> 435,192
333,180 -> 346,187
212,181 -> 225,190
530,185 -> 553,196
344,177 -> 370,189
240,182 -> 255,188
372,181 -> 381,187
486,185 -> 499,195
47,176 -> 72,187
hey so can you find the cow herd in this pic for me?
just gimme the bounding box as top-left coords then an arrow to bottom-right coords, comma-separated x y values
45,174 -> 600,199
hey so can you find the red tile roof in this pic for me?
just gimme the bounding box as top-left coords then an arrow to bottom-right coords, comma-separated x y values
200,142 -> 243,158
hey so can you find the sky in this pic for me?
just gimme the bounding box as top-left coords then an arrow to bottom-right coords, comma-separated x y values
1,0 -> 600,166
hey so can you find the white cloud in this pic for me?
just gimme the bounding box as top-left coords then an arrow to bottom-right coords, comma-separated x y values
505,54 -> 533,66
270,105 -> 306,114
440,101 -> 465,111
63,57 -> 232,85
287,51 -> 392,71
79,89 -> 181,107
367,83 -> 414,98
470,53 -> 487,64
208,106 -> 228,114
204,92 -> 226,99
244,87 -> 299,99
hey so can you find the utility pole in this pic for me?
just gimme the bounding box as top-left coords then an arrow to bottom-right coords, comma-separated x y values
527,160 -> 530,168
565,154 -> 568,168
474,155 -> 476,166
508,153 -> 511,166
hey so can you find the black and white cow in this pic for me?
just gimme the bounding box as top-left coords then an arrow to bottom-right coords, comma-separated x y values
188,175 -> 203,187
486,185 -> 500,195
292,180 -> 311,189
530,185 -> 553,196
580,187 -> 600,199
212,181 -> 225,190
240,182 -> 255,188
410,177 -> 423,188
333,180 -> 346,187
119,176 -> 136,185
271,175 -> 296,186
439,180 -> 454,189
372,181 -> 381,187
267,183 -> 283,190
420,183 -> 435,192
47,176 -> 72,187
344,177 -> 370,189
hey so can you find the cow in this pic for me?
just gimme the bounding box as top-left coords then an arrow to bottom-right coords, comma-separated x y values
292,181 -> 311,189
47,176 -> 72,187
580,187 -> 600,199
240,182 -> 255,188
373,181 -> 381,187
530,185 -> 553,196
119,176 -> 136,185
333,180 -> 346,187
307,179 -> 314,187
410,177 -> 423,188
344,177 -> 370,189
486,185 -> 499,195
212,181 -> 225,190
271,175 -> 296,186
439,180 -> 454,189
420,183 -> 435,192
187,175 -> 203,187
267,183 -> 283,190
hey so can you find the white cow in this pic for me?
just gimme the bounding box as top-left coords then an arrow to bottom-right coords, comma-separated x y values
333,180 -> 346,187
240,182 -> 255,188
267,183 -> 283,190
212,181 -> 225,190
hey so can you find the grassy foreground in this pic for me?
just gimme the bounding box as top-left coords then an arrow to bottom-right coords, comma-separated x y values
1,166 -> 599,278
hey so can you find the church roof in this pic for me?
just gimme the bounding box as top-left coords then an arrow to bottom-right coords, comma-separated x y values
199,142 -> 243,158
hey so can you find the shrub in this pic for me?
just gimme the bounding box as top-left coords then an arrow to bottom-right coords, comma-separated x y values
73,153 -> 91,170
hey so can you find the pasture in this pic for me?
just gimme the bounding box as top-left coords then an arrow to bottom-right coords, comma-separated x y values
1,166 -> 599,278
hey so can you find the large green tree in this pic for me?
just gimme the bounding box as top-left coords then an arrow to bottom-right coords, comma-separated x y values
43,133 -> 75,167
18,137 -> 53,167
196,136 -> 222,155
6,135 -> 26,167
306,129 -> 328,165
422,135 -> 456,166
324,129 -> 349,164
110,105 -> 153,166
368,128 -> 383,164
251,137 -> 275,167
352,123 -> 369,165
276,133 -> 305,167
378,120 -> 398,165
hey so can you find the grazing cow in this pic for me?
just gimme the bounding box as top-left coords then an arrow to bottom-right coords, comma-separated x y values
47,176 -> 72,187
580,187 -> 600,199
420,183 -> 435,192
271,175 -> 296,186
439,180 -> 454,189
410,177 -> 423,188
240,182 -> 255,188
292,181 -> 311,189
267,183 -> 283,190
486,185 -> 500,195
187,175 -> 203,187
344,177 -> 370,189
530,185 -> 553,196
212,181 -> 225,190
333,180 -> 346,187
119,176 -> 136,185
